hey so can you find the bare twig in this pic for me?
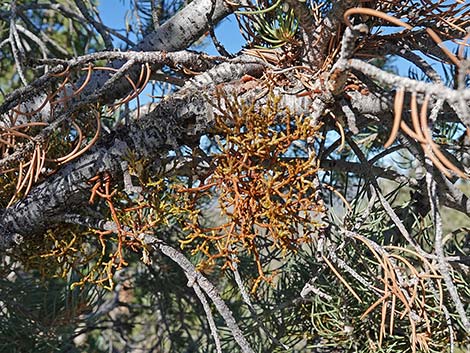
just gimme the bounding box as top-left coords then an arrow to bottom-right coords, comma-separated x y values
143,235 -> 255,353
192,283 -> 223,353
423,102 -> 470,333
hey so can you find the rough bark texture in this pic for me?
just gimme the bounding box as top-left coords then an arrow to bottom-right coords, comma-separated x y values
1,0 -> 470,348
0,59 -> 266,247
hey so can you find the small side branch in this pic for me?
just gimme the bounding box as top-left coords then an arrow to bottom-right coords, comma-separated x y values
144,235 -> 255,353
347,59 -> 470,114
232,262 -> 289,349
192,283 -> 223,353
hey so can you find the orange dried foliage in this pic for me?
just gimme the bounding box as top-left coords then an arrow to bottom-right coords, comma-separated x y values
0,62 -> 151,206
180,93 -> 326,291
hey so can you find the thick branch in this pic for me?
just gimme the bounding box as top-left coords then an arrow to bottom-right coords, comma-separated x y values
1,0 -> 239,119
0,60 -> 265,249
82,0 -> 239,103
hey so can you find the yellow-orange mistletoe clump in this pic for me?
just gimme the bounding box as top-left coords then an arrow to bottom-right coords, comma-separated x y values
181,92 -> 326,289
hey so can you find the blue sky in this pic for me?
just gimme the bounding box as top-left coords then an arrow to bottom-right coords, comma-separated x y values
96,1 -> 460,85
96,1 -> 248,107
97,0 -> 246,55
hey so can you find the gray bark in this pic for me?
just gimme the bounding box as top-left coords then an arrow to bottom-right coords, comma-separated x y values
0,60 -> 265,248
